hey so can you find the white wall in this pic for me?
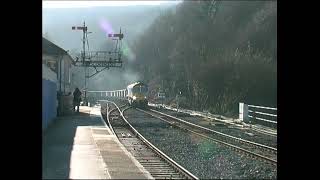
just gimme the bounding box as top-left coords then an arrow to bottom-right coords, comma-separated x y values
43,64 -> 57,83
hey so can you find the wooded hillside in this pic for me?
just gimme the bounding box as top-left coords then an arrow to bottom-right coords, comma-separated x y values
130,1 -> 277,117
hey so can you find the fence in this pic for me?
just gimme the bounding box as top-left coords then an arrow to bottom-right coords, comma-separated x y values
86,89 -> 128,102
239,103 -> 277,127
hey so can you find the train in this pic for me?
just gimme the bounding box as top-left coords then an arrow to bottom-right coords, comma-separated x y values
127,82 -> 148,108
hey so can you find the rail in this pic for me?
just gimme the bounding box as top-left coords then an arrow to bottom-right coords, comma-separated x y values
105,103 -> 116,135
146,108 -> 277,151
107,101 -> 198,179
138,108 -> 277,165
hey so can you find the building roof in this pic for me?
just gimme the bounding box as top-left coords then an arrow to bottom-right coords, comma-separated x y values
42,37 -> 68,55
43,37 -> 75,64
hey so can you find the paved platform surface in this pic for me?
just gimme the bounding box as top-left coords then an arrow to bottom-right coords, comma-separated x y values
43,106 -> 153,179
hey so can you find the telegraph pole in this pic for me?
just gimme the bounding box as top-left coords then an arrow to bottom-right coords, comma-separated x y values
82,22 -> 88,105
72,21 -> 89,105
72,22 -> 124,106
83,22 -> 86,104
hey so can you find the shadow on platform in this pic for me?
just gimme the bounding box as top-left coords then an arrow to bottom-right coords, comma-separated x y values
42,109 -> 103,179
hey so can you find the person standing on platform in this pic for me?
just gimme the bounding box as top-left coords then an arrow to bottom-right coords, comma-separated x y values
73,88 -> 82,113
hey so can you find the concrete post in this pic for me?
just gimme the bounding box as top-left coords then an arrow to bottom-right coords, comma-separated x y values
239,102 -> 249,122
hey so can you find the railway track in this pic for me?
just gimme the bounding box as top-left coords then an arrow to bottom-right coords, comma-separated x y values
149,103 -> 277,138
136,108 -> 277,165
101,101 -> 198,179
150,107 -> 277,148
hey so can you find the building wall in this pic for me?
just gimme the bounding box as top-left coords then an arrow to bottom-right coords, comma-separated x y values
43,54 -> 58,74
63,55 -> 72,94
43,54 -> 73,95
42,64 -> 57,131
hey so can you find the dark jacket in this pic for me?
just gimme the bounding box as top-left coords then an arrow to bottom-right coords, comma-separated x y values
73,89 -> 82,103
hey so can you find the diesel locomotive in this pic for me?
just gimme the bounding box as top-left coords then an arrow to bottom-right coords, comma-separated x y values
127,82 -> 148,108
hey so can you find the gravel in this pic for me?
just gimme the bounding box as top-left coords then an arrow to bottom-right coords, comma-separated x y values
151,107 -> 277,148
124,108 -> 277,179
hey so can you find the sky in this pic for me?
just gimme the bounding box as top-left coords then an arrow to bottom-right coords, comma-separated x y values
43,0 -> 182,89
43,1 -> 182,8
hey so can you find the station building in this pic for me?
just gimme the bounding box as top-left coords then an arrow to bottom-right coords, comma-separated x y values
42,37 -> 75,131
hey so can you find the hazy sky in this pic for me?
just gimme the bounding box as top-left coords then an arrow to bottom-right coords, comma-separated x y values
43,1 -> 182,8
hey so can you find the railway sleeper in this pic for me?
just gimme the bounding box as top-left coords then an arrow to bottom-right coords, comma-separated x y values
140,164 -> 172,167
151,173 -> 182,176
143,166 -> 174,168
138,159 -> 167,162
143,167 -> 174,170
138,160 -> 165,162
149,171 -> 179,175
136,160 -> 165,163
139,162 -> 168,165
152,175 -> 184,179
149,171 -> 179,173
150,172 -> 181,175
141,165 -> 172,168
140,163 -> 172,166
151,175 -> 184,179
142,165 -> 172,168
120,141 -> 144,145
131,152 -> 157,156
129,147 -> 153,151
146,168 -> 178,171
147,169 -> 177,172
135,156 -> 162,159
130,151 -> 156,155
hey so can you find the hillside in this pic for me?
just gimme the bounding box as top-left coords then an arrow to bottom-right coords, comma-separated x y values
130,1 -> 277,116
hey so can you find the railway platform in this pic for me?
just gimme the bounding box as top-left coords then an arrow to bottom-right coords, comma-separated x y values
42,106 -> 153,179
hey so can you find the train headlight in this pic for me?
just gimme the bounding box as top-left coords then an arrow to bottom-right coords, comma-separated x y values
133,96 -> 137,100
144,96 -> 147,99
